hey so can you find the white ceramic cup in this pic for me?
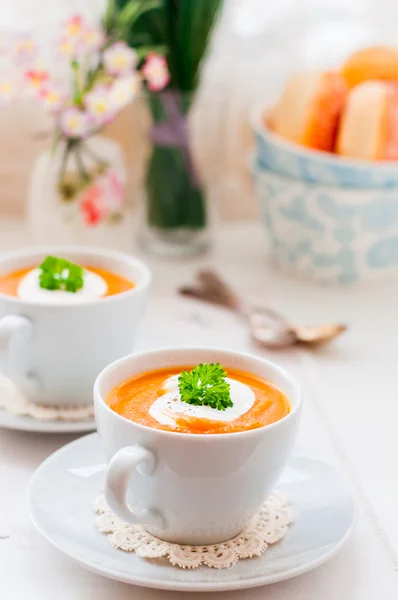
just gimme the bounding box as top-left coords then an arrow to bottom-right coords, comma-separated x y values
0,246 -> 151,406
95,347 -> 302,545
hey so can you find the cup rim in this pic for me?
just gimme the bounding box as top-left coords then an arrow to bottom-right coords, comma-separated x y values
250,107 -> 398,171
0,245 -> 151,308
94,346 -> 303,440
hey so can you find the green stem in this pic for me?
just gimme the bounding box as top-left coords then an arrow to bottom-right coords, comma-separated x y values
80,143 -> 109,170
74,143 -> 91,186
58,140 -> 72,187
86,64 -> 104,93
71,60 -> 82,106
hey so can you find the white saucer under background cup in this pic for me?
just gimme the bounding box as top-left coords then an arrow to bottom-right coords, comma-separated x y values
94,347 -> 302,545
0,247 -> 151,406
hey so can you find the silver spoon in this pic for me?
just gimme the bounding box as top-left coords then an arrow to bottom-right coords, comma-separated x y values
179,269 -> 347,349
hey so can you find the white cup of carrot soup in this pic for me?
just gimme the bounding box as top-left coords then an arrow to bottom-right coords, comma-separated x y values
94,347 -> 302,545
0,246 -> 150,406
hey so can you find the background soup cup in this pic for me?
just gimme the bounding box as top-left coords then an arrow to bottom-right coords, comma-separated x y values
0,246 -> 151,406
252,164 -> 398,285
94,347 -> 302,546
252,111 -> 398,188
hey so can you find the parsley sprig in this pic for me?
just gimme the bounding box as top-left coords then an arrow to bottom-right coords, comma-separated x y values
178,363 -> 233,411
38,256 -> 84,293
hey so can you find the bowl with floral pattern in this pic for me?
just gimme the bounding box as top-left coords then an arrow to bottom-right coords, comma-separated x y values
252,112 -> 398,189
252,162 -> 398,284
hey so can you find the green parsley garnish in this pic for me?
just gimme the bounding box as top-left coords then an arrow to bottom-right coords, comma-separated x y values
38,255 -> 84,293
178,363 -> 233,411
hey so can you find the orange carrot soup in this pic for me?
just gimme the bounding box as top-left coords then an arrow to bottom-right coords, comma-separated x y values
107,365 -> 290,434
0,265 -> 134,298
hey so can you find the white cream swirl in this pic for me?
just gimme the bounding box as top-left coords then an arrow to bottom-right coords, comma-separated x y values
149,374 -> 255,427
17,268 -> 107,304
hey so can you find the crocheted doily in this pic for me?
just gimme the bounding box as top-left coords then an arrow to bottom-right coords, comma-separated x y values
94,491 -> 294,569
0,374 -> 94,422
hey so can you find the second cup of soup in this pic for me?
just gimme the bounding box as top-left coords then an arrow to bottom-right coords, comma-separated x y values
95,347 -> 302,545
0,246 -> 151,406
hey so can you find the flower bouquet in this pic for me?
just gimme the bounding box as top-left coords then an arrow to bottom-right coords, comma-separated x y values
119,0 -> 224,255
0,2 -> 169,240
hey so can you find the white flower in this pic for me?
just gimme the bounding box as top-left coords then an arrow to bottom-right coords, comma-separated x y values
58,36 -> 80,58
84,87 -> 114,124
13,35 -> 36,66
59,107 -> 90,138
39,84 -> 66,113
0,79 -> 16,104
109,73 -> 141,110
59,16 -> 105,58
103,42 -> 138,75
62,15 -> 84,39
82,25 -> 104,52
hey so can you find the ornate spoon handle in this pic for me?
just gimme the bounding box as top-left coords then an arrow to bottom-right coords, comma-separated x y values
179,270 -> 347,348
179,269 -> 248,315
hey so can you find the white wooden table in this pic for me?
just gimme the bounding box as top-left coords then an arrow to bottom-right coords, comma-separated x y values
1,218 -> 398,599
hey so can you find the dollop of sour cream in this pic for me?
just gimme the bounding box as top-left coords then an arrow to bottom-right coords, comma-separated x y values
149,374 -> 255,427
17,268 -> 108,304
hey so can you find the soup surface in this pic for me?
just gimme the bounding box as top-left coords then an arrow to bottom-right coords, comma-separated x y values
107,366 -> 290,434
0,265 -> 134,301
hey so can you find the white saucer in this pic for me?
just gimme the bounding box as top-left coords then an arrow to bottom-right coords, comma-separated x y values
0,409 -> 96,433
29,433 -> 356,592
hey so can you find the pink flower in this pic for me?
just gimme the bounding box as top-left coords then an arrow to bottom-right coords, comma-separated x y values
142,53 -> 170,92
103,42 -> 137,75
79,167 -> 125,225
84,86 -> 114,125
59,107 -> 90,138
80,184 -> 107,226
101,168 -> 125,211
39,83 -> 66,113
81,25 -> 105,52
58,36 -> 81,58
0,79 -> 16,104
59,15 -> 97,58
63,15 -> 84,39
26,70 -> 50,90
109,73 -> 141,110
13,35 -> 36,66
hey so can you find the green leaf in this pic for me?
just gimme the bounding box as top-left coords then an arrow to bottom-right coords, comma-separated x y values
114,0 -> 222,91
135,44 -> 167,59
117,0 -> 162,29
103,0 -> 117,33
178,363 -> 232,411
38,256 -> 84,293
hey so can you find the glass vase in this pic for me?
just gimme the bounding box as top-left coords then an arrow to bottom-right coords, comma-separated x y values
138,90 -> 213,256
28,135 -> 132,250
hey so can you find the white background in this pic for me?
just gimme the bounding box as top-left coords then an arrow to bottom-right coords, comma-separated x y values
2,0 -> 398,220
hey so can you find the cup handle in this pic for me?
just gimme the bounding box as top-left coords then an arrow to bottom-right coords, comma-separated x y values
0,315 -> 35,395
104,445 -> 165,529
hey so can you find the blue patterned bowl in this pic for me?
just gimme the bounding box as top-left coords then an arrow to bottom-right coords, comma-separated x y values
252,114 -> 398,189
252,164 -> 398,284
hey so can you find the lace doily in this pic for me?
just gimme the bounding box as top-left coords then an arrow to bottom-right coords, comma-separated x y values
94,491 -> 294,569
0,374 -> 94,422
